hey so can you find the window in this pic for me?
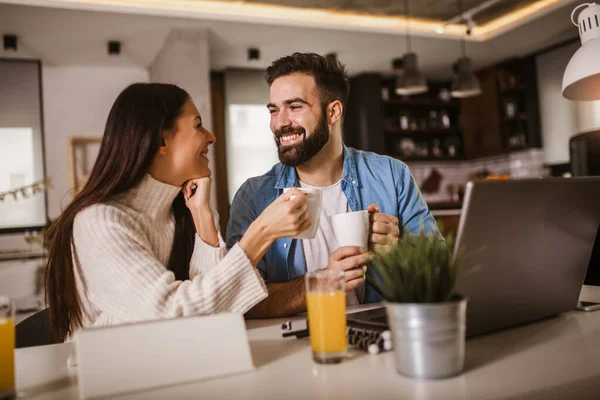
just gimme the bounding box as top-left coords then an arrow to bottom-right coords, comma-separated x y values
0,60 -> 47,232
226,104 -> 279,204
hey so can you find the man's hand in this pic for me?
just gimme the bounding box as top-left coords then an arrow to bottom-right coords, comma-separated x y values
327,246 -> 372,291
367,204 -> 400,254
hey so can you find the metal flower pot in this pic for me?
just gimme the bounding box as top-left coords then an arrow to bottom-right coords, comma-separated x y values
385,297 -> 467,379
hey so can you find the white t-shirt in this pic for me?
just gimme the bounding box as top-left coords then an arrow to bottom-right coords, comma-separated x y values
300,180 -> 360,306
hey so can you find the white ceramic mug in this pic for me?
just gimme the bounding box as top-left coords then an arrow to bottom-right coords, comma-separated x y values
283,188 -> 322,239
330,210 -> 370,249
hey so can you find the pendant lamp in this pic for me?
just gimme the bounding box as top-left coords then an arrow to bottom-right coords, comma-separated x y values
395,0 -> 428,96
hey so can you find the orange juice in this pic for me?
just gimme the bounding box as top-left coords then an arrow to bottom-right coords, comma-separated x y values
0,317 -> 15,396
306,291 -> 347,353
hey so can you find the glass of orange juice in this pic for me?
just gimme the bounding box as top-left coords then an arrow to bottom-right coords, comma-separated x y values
305,270 -> 347,364
1,296 -> 16,399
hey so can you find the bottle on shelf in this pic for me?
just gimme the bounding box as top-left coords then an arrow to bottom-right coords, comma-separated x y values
399,111 -> 409,130
428,111 -> 438,129
416,142 -> 429,157
432,139 -> 442,158
440,110 -> 451,129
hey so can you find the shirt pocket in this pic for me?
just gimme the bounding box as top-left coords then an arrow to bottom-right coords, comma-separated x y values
265,240 -> 291,282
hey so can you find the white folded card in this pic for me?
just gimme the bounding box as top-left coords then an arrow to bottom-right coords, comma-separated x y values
75,313 -> 255,399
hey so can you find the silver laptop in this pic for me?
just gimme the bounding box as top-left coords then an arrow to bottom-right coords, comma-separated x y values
349,178 -> 600,338
455,178 -> 600,336
580,219 -> 600,303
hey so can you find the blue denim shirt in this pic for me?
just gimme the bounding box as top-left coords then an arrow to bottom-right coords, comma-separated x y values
226,146 -> 440,304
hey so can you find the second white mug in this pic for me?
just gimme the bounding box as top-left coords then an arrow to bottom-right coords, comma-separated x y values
330,210 -> 370,249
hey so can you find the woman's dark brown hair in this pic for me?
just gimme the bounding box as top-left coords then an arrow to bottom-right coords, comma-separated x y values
45,83 -> 196,342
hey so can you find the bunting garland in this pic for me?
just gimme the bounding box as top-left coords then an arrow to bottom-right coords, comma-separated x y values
0,177 -> 52,202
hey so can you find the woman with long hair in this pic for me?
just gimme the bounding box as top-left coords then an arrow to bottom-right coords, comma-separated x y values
45,83 -> 309,342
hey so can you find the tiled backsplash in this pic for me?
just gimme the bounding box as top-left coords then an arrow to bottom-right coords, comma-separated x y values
407,149 -> 548,203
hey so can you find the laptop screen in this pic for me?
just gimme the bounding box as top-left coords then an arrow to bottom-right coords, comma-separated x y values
583,224 -> 600,286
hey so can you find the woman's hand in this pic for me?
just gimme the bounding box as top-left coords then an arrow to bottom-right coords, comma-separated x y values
184,177 -> 219,246
184,177 -> 212,214
239,188 -> 311,266
258,188 -> 311,241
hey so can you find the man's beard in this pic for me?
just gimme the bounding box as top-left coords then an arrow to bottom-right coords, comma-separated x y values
274,109 -> 330,167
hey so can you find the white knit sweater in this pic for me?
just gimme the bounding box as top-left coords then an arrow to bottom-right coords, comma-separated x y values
72,174 -> 267,329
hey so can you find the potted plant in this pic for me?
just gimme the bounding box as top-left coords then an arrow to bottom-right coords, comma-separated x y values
367,228 -> 476,379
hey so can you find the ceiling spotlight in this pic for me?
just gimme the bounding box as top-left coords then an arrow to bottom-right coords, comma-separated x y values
435,26 -> 445,34
465,17 -> 476,35
248,48 -> 260,61
108,41 -> 121,56
3,34 -> 17,52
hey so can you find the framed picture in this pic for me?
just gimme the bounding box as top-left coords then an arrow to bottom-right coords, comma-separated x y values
68,137 -> 102,198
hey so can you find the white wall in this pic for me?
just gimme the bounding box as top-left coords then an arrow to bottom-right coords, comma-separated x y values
536,42 -> 600,165
149,28 -> 217,208
42,65 -> 149,219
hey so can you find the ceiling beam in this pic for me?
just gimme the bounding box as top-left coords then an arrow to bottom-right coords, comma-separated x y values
441,0 -> 506,27
0,0 -> 579,42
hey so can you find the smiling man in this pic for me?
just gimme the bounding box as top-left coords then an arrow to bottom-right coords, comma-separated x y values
226,53 -> 440,318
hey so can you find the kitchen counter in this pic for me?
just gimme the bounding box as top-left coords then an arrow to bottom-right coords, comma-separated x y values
15,308 -> 600,400
427,200 -> 463,211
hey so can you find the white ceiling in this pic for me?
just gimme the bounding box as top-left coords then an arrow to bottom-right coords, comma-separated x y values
0,1 -> 579,79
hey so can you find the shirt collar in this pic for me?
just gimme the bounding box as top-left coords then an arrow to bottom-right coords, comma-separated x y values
341,145 -> 359,187
274,144 -> 359,189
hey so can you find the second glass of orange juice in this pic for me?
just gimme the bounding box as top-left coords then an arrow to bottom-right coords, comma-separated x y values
0,296 -> 15,399
306,270 -> 347,364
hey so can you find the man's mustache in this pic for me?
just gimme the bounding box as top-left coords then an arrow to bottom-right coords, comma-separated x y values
274,126 -> 306,139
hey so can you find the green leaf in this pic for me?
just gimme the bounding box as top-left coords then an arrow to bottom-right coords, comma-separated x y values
369,223 -> 483,303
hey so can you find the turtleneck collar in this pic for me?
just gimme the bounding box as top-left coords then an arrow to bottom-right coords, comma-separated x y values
122,174 -> 182,220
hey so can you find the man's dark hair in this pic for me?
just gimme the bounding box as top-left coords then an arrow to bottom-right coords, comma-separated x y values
265,52 -> 350,115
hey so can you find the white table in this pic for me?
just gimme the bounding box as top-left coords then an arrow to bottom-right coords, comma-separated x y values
15,308 -> 600,399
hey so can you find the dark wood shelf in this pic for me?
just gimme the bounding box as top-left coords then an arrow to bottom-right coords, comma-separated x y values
501,114 -> 528,123
464,146 -> 539,159
392,146 -> 537,163
503,145 -> 539,152
499,85 -> 526,94
385,127 -> 461,135
384,98 -> 460,108
390,154 -> 465,162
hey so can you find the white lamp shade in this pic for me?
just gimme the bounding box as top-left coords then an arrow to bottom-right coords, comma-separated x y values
562,3 -> 600,101
562,39 -> 600,101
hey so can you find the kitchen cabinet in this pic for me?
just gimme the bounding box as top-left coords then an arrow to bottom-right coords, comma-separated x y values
345,74 -> 464,162
461,56 -> 542,158
345,56 -> 541,161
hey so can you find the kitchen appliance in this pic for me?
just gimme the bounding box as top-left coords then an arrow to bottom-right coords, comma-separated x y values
570,129 -> 600,177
